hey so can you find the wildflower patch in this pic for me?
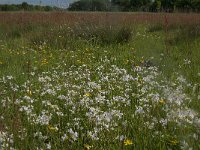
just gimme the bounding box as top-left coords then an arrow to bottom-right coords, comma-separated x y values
0,57 -> 199,149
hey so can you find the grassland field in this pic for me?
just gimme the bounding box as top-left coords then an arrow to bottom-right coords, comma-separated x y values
0,12 -> 200,150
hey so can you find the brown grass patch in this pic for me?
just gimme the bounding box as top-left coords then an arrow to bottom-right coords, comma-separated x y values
1,12 -> 200,27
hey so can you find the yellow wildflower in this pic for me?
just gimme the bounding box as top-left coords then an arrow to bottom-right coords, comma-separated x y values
84,144 -> 93,150
0,61 -> 3,65
124,139 -> 133,145
41,58 -> 48,65
124,60 -> 129,64
159,99 -> 165,104
84,93 -> 91,97
170,139 -> 179,145
48,125 -> 57,132
27,90 -> 32,96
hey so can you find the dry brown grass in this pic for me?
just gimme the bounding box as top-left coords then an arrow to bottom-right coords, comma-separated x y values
1,12 -> 200,27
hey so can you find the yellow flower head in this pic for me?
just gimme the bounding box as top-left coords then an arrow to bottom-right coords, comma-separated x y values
159,99 -> 165,104
27,90 -> 32,96
41,58 -> 48,65
48,125 -> 58,132
124,139 -> 133,145
0,61 -> 3,65
84,144 -> 93,150
124,60 -> 129,64
84,93 -> 91,97
170,139 -> 179,145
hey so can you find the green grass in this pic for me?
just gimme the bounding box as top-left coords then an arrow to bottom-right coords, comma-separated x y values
0,13 -> 200,150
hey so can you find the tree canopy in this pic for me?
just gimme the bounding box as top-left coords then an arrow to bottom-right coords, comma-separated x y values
0,2 -> 60,11
68,0 -> 111,11
68,0 -> 200,12
1,0 -> 200,12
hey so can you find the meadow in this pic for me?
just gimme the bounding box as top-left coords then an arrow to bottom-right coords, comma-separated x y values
0,12 -> 200,150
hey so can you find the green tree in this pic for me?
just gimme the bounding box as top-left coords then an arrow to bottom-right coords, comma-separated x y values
150,0 -> 161,12
0,2 -> 57,11
111,0 -> 131,11
176,0 -> 192,11
192,0 -> 200,11
161,0 -> 176,11
0,5 -> 9,11
129,0 -> 151,11
21,2 -> 29,10
68,0 -> 110,11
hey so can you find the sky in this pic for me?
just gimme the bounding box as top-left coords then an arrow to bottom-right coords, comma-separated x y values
0,0 -> 77,7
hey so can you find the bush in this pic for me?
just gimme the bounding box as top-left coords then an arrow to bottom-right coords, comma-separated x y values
72,25 -> 133,45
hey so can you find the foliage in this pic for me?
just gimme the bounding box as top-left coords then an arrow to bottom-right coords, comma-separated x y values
68,0 -> 200,12
68,0 -> 111,11
1,0 -> 200,12
0,2 -> 60,11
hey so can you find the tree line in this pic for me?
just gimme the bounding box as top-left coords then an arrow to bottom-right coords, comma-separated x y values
68,0 -> 200,12
1,1 -> 200,12
0,2 -> 60,11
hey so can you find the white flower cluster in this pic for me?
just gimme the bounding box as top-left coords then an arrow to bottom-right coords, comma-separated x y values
0,57 -> 199,149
